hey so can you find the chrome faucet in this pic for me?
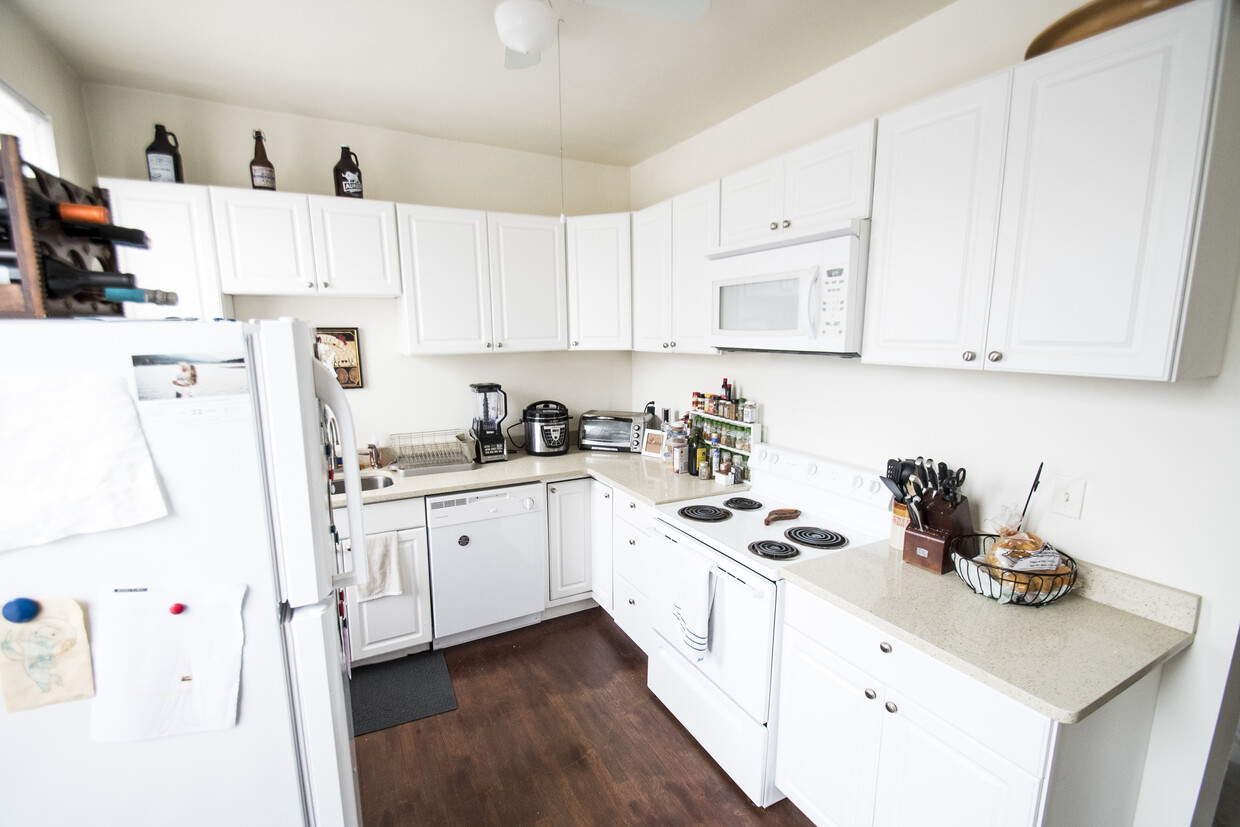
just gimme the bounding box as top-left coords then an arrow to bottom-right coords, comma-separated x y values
367,443 -> 381,469
324,406 -> 342,471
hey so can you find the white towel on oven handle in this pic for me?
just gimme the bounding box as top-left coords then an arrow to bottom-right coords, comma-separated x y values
672,552 -> 717,662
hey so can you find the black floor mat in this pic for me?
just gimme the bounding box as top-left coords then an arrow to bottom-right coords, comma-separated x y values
349,649 -> 457,736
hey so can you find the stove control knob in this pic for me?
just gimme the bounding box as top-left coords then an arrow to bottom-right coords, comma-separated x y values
754,449 -> 768,463
768,452 -> 779,465
869,480 -> 882,495
521,498 -> 534,510
851,475 -> 863,489
805,464 -> 818,476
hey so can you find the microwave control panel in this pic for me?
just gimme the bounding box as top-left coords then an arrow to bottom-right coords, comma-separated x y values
815,229 -> 868,353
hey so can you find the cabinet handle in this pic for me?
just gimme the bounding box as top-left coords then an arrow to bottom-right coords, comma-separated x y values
629,539 -> 636,545
879,642 -> 892,654
549,487 -> 556,493
987,351 -> 1002,362
770,222 -> 779,231
662,342 -> 669,348
864,688 -> 877,700
669,341 -> 676,348
885,701 -> 898,714
628,598 -> 636,605
962,350 -> 976,362
572,340 -> 579,347
497,342 -> 504,349
629,502 -> 636,509
486,342 -> 493,348
604,493 -> 610,499
306,281 -> 314,289
782,219 -> 791,229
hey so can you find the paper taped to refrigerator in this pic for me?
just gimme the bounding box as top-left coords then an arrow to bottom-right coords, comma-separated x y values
0,375 -> 168,553
90,582 -> 247,742
0,597 -> 95,712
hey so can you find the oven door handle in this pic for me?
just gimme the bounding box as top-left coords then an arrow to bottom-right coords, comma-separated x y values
711,565 -> 765,599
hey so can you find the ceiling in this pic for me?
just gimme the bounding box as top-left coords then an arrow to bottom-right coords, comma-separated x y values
14,0 -> 957,168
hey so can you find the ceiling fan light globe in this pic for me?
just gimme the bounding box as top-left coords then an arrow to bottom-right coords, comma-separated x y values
495,0 -> 557,55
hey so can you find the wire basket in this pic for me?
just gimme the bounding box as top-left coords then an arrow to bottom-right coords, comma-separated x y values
388,430 -> 475,476
949,533 -> 1077,607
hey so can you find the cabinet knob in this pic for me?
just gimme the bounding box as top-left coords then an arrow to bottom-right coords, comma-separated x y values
885,701 -> 898,714
572,340 -> 579,347
782,219 -> 791,229
486,342 -> 493,348
604,493 -> 610,499
669,341 -> 676,348
962,350 -> 976,362
549,487 -> 556,493
662,342 -> 669,348
629,502 -> 636,509
497,342 -> 504,348
629,539 -> 636,545
770,222 -> 779,231
879,641 -> 893,654
320,282 -> 329,289
306,281 -> 314,289
628,598 -> 636,606
864,688 -> 877,700
987,351 -> 1003,362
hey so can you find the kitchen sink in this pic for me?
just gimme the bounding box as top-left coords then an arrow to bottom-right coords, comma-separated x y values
330,476 -> 394,495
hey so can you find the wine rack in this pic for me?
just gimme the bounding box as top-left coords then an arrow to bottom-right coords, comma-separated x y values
0,133 -> 123,318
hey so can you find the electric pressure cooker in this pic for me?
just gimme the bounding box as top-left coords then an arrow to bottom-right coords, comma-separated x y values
520,400 -> 570,456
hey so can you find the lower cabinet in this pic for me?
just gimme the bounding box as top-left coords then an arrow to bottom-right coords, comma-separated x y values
547,479 -> 593,605
589,481 -> 614,612
775,584 -> 1161,827
610,492 -> 658,655
334,498 -> 432,666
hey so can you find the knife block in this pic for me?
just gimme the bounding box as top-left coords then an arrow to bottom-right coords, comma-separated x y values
902,495 -> 973,575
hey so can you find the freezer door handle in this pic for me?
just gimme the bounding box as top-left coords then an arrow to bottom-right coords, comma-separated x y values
313,360 -> 368,590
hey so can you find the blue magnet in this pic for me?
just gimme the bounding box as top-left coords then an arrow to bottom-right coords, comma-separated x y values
2,598 -> 40,623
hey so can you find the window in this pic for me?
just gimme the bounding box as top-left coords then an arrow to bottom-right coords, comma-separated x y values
0,79 -> 58,175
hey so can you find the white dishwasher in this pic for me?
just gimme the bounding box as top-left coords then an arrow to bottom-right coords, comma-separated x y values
426,482 -> 547,647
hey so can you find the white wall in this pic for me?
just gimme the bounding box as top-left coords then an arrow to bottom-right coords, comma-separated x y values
628,1 -> 1240,825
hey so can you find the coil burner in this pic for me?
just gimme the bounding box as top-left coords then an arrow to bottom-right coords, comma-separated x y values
723,497 -> 764,511
785,526 -> 848,549
678,505 -> 733,522
748,540 -> 801,560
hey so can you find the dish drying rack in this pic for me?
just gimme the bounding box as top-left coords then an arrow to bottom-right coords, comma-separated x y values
388,430 -> 476,477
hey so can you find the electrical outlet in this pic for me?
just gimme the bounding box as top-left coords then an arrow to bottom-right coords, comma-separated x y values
1050,476 -> 1086,519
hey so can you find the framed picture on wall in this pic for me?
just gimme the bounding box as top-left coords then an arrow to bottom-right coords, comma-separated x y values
314,327 -> 363,389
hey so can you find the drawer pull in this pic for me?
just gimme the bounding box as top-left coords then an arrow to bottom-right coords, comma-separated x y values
628,598 -> 636,605
879,641 -> 892,654
885,701 -> 898,714
629,539 -> 636,545
864,688 -> 877,700
629,502 -> 636,509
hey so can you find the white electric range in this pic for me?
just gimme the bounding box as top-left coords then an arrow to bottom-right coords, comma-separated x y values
646,444 -> 893,808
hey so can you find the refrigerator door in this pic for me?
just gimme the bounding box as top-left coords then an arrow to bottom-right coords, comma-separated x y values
247,319 -> 367,608
0,320 -> 308,826
286,600 -> 362,827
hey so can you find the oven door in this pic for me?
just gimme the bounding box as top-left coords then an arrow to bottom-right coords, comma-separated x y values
648,521 -> 778,724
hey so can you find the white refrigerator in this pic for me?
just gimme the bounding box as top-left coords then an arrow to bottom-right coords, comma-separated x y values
0,318 -> 368,826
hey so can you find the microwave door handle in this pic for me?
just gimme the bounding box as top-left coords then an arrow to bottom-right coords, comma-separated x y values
313,359 -> 369,591
807,267 -> 822,339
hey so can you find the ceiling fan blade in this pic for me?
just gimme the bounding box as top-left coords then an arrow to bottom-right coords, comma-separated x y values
577,0 -> 710,22
504,47 -> 542,70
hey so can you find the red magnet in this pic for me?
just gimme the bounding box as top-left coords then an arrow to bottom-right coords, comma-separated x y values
169,603 -> 186,615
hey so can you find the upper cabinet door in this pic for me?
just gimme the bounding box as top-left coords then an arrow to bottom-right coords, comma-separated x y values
396,204 -> 493,355
308,196 -> 401,297
566,213 -> 632,351
631,199 -> 674,352
101,178 -> 232,321
783,119 -> 876,234
863,72 -> 1011,369
718,157 -> 785,249
210,188 -> 316,295
487,212 -> 568,352
986,0 -> 1218,379
670,180 -> 721,354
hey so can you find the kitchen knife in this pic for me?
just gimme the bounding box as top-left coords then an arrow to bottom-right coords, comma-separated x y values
925,458 -> 938,491
908,496 -> 923,530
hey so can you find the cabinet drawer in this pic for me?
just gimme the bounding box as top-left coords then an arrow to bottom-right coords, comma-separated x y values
784,584 -> 1051,776
613,574 -> 653,655
613,492 -> 656,528
333,496 -> 425,538
612,519 -> 652,592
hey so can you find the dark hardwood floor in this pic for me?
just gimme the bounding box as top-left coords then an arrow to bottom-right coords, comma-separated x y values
354,607 -> 814,827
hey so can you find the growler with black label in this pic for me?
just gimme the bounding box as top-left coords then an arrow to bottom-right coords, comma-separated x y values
333,146 -> 363,198
250,130 -> 276,190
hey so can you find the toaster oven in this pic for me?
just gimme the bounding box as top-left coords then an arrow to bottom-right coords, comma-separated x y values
577,410 -> 656,452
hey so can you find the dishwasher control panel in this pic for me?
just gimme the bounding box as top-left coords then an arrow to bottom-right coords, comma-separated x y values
426,482 -> 544,526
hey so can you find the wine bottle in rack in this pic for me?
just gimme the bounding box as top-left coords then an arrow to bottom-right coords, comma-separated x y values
41,255 -> 134,297
5,189 -> 110,225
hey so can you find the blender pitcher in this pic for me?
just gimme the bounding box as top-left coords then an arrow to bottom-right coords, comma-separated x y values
469,382 -> 508,463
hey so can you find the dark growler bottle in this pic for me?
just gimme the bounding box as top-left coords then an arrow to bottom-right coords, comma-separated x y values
250,130 -> 276,190
145,124 -> 183,183
333,146 -> 363,198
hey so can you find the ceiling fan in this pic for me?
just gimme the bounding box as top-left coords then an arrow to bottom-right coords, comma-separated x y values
494,0 -> 711,69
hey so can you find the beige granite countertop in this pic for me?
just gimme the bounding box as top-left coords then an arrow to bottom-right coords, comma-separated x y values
331,447 -> 747,509
783,542 -> 1200,724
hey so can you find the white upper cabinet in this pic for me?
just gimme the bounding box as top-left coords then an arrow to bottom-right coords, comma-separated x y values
487,212 -> 568,352
631,199 -> 675,352
864,0 -> 1238,380
100,178 -> 232,321
211,187 -> 400,297
862,72 -> 1011,370
987,0 -> 1222,379
211,188 -> 317,295
719,120 -> 875,253
670,180 -> 722,354
566,213 -> 632,350
308,195 -> 401,297
396,204 -> 492,355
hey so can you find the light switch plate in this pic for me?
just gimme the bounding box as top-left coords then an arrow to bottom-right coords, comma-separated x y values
1050,475 -> 1086,519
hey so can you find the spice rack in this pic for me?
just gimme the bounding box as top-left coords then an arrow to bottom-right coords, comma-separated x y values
689,410 -> 762,456
0,133 -> 122,318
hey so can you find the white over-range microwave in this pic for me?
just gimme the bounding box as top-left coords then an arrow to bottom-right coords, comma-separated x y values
709,220 -> 870,355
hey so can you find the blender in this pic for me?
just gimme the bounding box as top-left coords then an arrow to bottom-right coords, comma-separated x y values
469,382 -> 508,463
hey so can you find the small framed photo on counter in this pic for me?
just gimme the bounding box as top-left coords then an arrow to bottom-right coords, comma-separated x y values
314,327 -> 363,389
641,427 -> 664,459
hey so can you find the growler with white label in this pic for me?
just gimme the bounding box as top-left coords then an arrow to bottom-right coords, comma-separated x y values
333,146 -> 363,198
250,130 -> 276,190
145,124 -> 183,183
